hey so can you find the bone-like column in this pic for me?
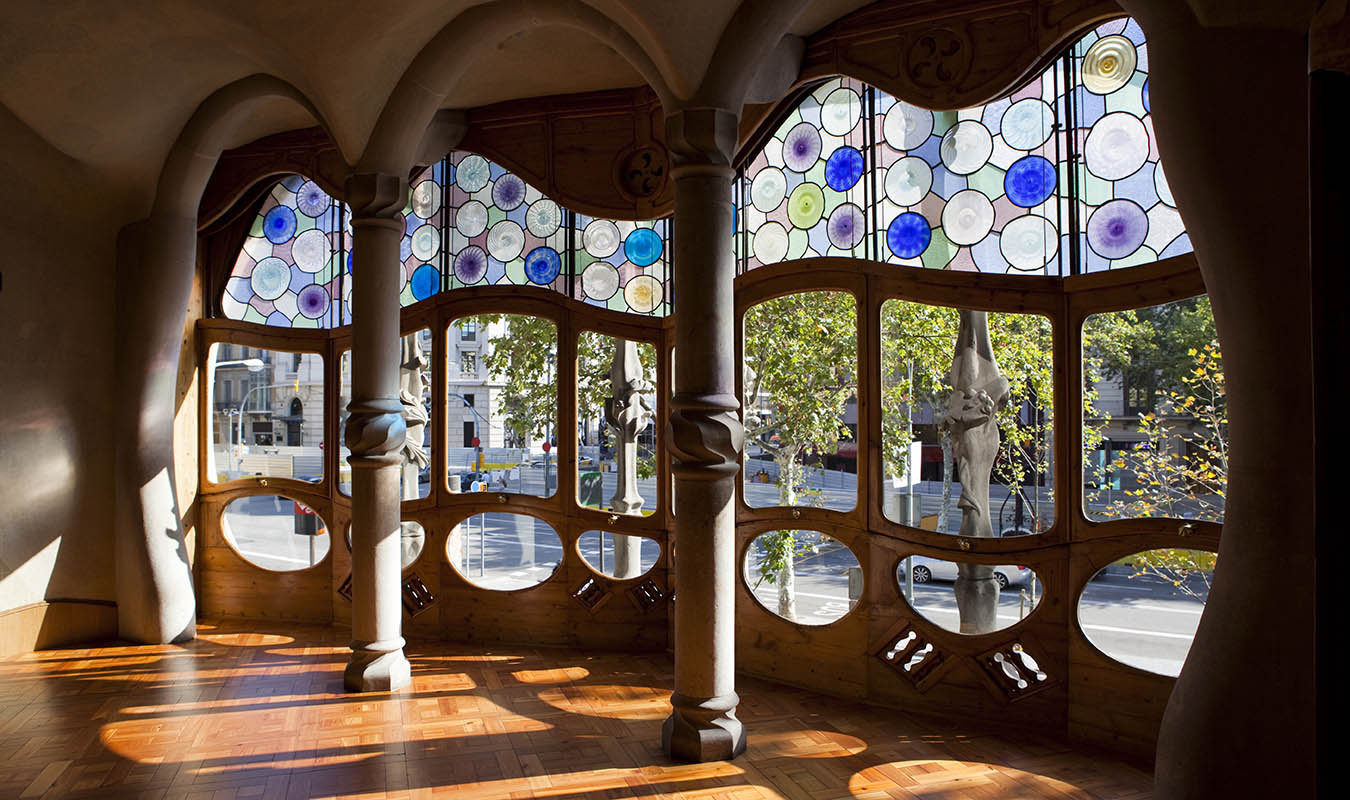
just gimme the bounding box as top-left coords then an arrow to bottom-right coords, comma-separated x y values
942,310 -> 1009,634
1119,5 -> 1317,796
662,107 -> 746,762
343,172 -> 411,693
604,339 -> 654,579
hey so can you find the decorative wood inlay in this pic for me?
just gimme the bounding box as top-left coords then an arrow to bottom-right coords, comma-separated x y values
627,577 -> 665,613
401,573 -> 436,617
572,576 -> 613,612
876,624 -> 952,691
975,639 -> 1056,702
800,0 -> 1122,110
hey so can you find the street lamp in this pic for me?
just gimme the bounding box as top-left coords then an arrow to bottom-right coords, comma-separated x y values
217,358 -> 265,372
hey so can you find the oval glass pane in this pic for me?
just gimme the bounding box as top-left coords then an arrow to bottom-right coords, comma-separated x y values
577,531 -> 660,579
344,520 -> 426,570
897,555 -> 1041,634
1078,549 -> 1212,676
743,531 -> 860,626
447,513 -> 561,591
221,494 -> 330,571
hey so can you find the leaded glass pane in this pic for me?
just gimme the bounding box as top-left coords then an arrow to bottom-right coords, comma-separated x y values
223,176 -> 346,327
743,77 -> 871,270
573,216 -> 670,315
1070,18 -> 1191,270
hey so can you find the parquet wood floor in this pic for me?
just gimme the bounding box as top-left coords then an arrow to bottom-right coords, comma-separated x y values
0,619 -> 1152,799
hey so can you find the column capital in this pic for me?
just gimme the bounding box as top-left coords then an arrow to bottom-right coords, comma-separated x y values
344,172 -> 408,222
668,393 -> 744,480
664,107 -> 739,171
346,398 -> 407,465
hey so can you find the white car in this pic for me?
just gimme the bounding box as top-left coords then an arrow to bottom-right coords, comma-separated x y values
904,556 -> 1032,589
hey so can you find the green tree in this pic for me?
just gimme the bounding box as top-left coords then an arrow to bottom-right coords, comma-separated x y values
743,291 -> 856,620
1083,298 -> 1225,600
463,315 -> 656,478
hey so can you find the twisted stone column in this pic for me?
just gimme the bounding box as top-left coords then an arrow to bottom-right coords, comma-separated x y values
343,172 -> 411,692
604,339 -> 653,578
942,310 -> 1008,634
662,107 -> 745,762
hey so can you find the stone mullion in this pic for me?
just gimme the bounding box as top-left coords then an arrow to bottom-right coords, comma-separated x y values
343,172 -> 412,692
662,107 -> 746,762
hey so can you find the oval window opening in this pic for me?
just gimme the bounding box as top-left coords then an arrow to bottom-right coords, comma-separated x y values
1078,548 -> 1212,676
577,531 -> 659,579
897,555 -> 1041,634
221,495 -> 330,571
446,512 -> 561,590
743,530 -> 860,626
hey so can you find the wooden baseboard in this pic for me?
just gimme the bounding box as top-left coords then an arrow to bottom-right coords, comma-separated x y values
0,600 -> 119,658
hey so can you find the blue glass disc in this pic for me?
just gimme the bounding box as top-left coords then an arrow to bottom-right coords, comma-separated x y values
1004,156 -> 1057,208
263,205 -> 297,244
824,146 -> 865,191
410,264 -> 439,300
1142,78 -> 1150,113
887,212 -> 931,259
624,228 -> 663,267
524,246 -> 561,284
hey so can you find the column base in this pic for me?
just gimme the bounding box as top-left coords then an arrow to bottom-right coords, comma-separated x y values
344,640 -> 411,692
662,692 -> 745,762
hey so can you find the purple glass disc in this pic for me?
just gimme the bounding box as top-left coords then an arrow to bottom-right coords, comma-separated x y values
827,203 -> 866,250
782,122 -> 822,173
1086,199 -> 1149,259
297,284 -> 330,319
454,246 -> 488,284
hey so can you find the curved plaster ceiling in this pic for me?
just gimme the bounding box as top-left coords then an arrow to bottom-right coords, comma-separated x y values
0,0 -> 872,217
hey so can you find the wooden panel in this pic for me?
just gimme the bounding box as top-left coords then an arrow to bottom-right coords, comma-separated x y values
801,0 -> 1121,110
0,601 -> 118,658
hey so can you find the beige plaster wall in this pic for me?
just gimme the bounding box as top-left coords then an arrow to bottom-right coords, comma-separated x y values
0,104 -> 120,611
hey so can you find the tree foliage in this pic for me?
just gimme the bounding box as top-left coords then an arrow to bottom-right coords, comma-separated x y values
1084,297 -> 1225,599
742,291 -> 856,619
463,315 -> 656,475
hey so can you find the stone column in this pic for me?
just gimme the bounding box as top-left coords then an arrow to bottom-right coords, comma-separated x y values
942,310 -> 1009,634
343,172 -> 411,692
663,107 -> 745,762
1116,3 -> 1317,796
604,339 -> 654,579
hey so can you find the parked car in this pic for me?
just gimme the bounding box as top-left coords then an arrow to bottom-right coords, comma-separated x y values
905,555 -> 1032,589
453,471 -> 488,490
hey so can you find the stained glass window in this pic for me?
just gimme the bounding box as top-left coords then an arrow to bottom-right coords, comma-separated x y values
223,176 -> 348,327
1069,18 -> 1188,270
574,216 -> 670,315
742,77 -> 871,269
736,16 -> 1188,277
872,69 -> 1065,274
401,162 -> 447,304
443,152 -> 570,293
224,158 -> 673,326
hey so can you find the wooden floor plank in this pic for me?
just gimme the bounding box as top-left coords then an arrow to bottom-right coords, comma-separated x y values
0,619 -> 1152,799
